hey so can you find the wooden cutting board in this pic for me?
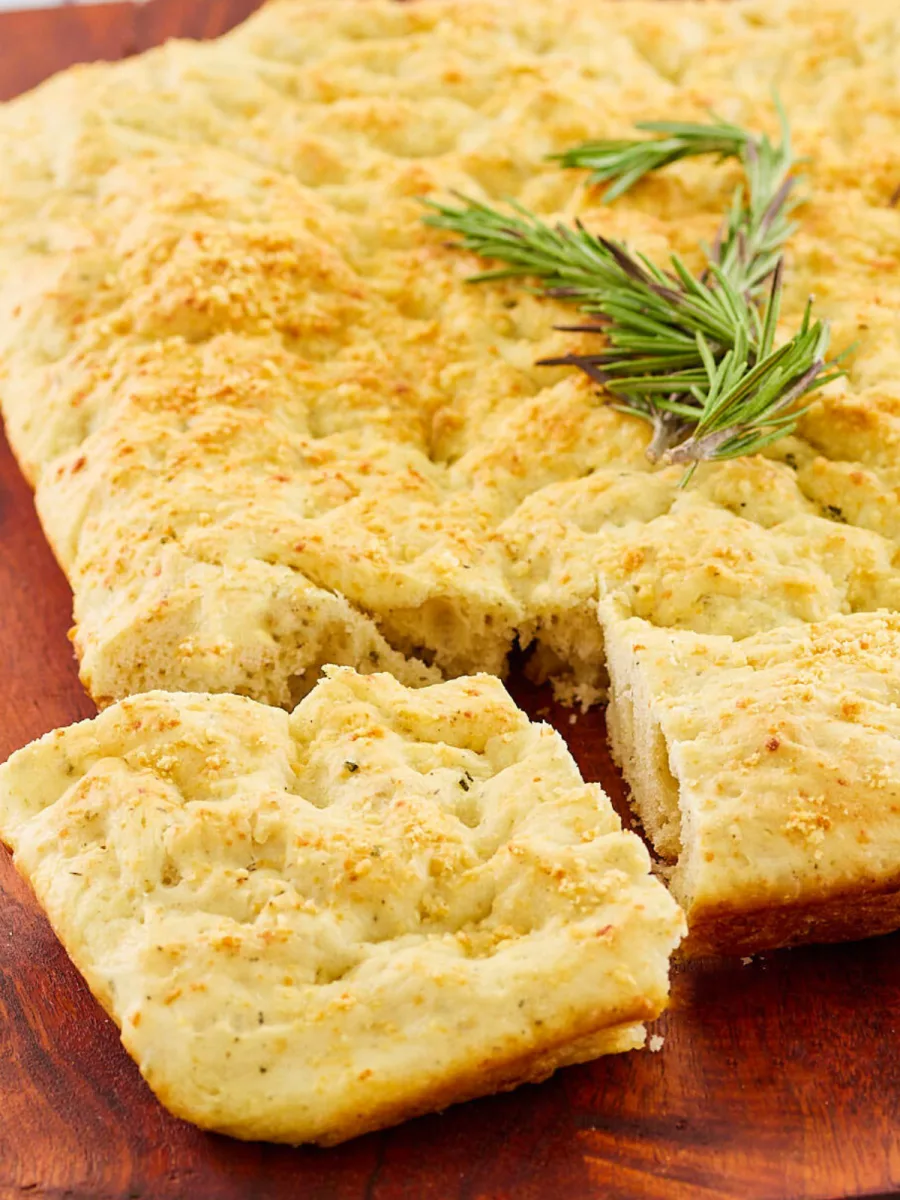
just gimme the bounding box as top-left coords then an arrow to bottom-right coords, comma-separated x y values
0,4 -> 898,1197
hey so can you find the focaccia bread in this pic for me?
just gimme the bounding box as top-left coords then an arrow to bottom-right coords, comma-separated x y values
0,669 -> 684,1144
2,0 -> 900,706
601,600 -> 900,955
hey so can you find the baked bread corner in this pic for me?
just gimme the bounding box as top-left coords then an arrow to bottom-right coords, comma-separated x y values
600,596 -> 900,955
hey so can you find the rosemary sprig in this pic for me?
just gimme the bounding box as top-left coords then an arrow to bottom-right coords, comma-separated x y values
551,118 -> 754,202
553,108 -> 800,297
422,111 -> 839,480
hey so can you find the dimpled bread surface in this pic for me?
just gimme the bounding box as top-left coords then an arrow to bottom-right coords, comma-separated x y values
0,669 -> 684,1144
1,0 -> 900,706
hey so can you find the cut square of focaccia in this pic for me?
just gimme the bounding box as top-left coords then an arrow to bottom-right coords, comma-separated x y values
0,669 -> 683,1145
601,599 -> 900,955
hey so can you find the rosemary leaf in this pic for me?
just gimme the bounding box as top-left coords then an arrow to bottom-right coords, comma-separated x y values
557,103 -> 799,298
550,119 -> 752,203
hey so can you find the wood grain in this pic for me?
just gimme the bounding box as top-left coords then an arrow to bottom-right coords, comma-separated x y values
0,4 -> 899,1198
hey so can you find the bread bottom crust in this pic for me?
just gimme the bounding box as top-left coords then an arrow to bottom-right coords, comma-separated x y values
681,878 -> 900,958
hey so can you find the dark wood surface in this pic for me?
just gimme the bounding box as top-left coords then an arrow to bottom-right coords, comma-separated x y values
0,4 -> 899,1198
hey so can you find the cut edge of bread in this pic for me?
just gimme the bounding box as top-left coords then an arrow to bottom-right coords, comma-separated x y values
600,595 -> 900,957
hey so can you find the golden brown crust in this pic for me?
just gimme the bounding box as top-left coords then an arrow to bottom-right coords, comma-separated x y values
683,879 -> 900,958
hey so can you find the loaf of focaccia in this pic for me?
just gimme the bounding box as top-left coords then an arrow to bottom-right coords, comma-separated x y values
0,669 -> 684,1144
2,0 -> 900,707
601,600 -> 900,955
